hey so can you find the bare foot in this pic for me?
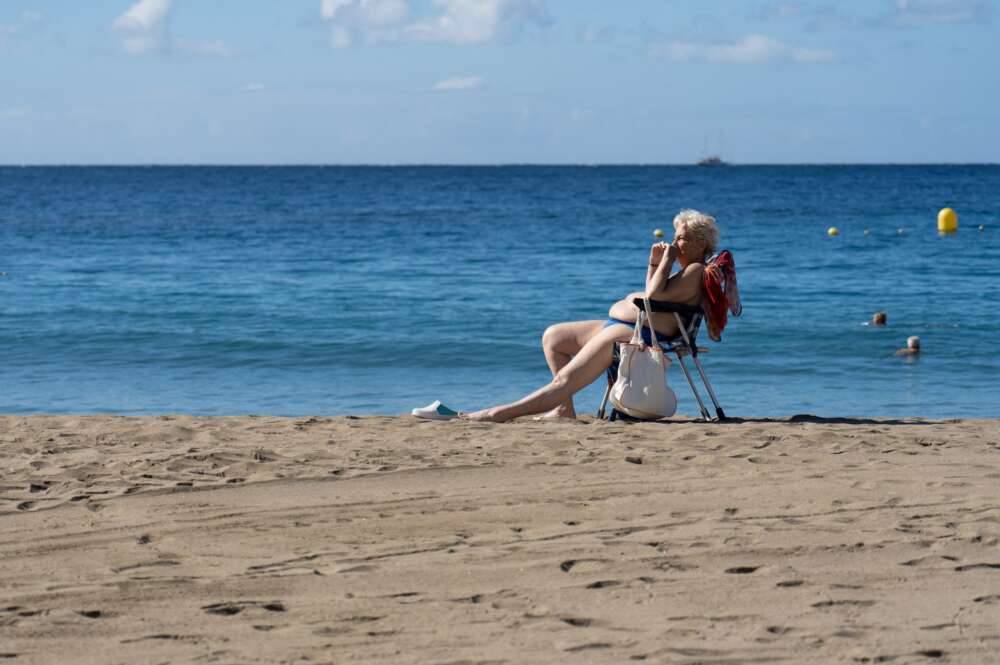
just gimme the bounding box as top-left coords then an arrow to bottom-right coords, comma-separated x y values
461,408 -> 505,423
532,405 -> 577,421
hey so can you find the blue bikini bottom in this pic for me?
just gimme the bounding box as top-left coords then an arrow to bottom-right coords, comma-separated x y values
604,317 -> 656,345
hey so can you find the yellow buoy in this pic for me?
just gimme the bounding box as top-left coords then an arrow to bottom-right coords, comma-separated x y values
653,228 -> 664,238
828,227 -> 839,237
938,207 -> 958,234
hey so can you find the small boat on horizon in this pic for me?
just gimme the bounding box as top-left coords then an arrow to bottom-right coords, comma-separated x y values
696,155 -> 728,166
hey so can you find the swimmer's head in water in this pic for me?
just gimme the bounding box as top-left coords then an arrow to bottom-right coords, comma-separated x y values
872,311 -> 887,326
907,336 -> 920,351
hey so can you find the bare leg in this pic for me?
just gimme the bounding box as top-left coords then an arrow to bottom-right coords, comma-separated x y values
465,324 -> 633,423
539,320 -> 606,419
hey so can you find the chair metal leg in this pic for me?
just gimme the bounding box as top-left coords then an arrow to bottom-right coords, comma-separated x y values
672,311 -> 725,422
675,355 -> 711,421
691,356 -> 726,421
598,344 -> 621,421
597,381 -> 611,420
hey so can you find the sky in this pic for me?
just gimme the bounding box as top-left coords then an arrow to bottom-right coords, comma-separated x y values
1,0 -> 997,164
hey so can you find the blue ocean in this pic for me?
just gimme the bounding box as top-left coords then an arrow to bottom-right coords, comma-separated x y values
1,166 -> 997,418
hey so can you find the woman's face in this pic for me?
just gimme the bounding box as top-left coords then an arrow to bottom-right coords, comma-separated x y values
673,224 -> 706,265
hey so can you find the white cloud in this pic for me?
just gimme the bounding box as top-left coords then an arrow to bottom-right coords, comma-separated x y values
321,0 -> 353,21
361,0 -> 410,26
650,34 -> 835,64
320,0 -> 551,47
432,75 -> 484,91
113,0 -> 172,32
177,39 -> 234,57
1,9 -> 45,37
319,0 -> 411,46
111,1 -> 232,57
112,0 -> 173,55
329,25 -> 352,47
577,24 -> 617,44
891,0 -> 993,25
750,2 -> 804,20
404,0 -> 549,43
752,0 -> 994,29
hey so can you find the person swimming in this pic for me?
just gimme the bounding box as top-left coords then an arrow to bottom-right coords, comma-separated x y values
895,336 -> 920,357
871,311 -> 887,326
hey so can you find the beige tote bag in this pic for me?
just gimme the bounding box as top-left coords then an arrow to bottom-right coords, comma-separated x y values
609,299 -> 678,420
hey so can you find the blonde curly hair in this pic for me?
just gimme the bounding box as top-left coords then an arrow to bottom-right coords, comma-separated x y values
673,209 -> 719,259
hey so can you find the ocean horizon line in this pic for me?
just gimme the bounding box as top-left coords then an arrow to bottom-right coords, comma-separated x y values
2,161 -> 999,169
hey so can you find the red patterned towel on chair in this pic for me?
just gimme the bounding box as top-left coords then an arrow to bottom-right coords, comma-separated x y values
702,250 -> 742,342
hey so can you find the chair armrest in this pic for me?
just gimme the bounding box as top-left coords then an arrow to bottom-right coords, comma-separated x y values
632,297 -> 702,318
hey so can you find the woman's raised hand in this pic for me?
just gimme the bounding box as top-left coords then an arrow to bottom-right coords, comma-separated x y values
649,242 -> 668,264
665,243 -> 680,262
649,242 -> 678,265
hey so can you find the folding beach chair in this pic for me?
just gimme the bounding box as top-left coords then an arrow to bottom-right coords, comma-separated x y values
596,297 -> 727,423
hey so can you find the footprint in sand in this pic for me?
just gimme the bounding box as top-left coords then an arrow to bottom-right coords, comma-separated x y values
202,601 -> 286,616
900,555 -> 958,567
312,626 -> 351,637
112,560 -> 180,574
453,593 -> 482,604
811,599 -> 875,608
120,634 -> 199,644
341,615 -> 383,623
562,642 -> 612,652
246,554 -> 320,573
955,562 -> 1000,572
916,650 -> 944,658
560,558 -> 612,574
973,594 -> 1000,604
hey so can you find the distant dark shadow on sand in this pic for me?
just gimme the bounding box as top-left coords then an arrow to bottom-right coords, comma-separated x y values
592,414 -> 959,426
719,415 -> 960,426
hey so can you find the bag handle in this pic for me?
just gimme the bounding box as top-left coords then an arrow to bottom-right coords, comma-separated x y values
643,297 -> 661,348
629,309 -> 645,346
627,298 -> 661,348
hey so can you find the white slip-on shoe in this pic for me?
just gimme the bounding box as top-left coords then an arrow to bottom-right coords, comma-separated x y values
411,400 -> 459,421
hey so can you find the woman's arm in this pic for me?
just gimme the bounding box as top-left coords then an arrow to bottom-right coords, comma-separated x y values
646,243 -> 678,297
647,262 -> 705,302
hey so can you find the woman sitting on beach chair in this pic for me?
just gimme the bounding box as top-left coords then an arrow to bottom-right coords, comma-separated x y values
463,209 -> 719,423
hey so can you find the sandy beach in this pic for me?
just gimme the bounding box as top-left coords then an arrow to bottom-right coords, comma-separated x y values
2,415 -> 999,663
